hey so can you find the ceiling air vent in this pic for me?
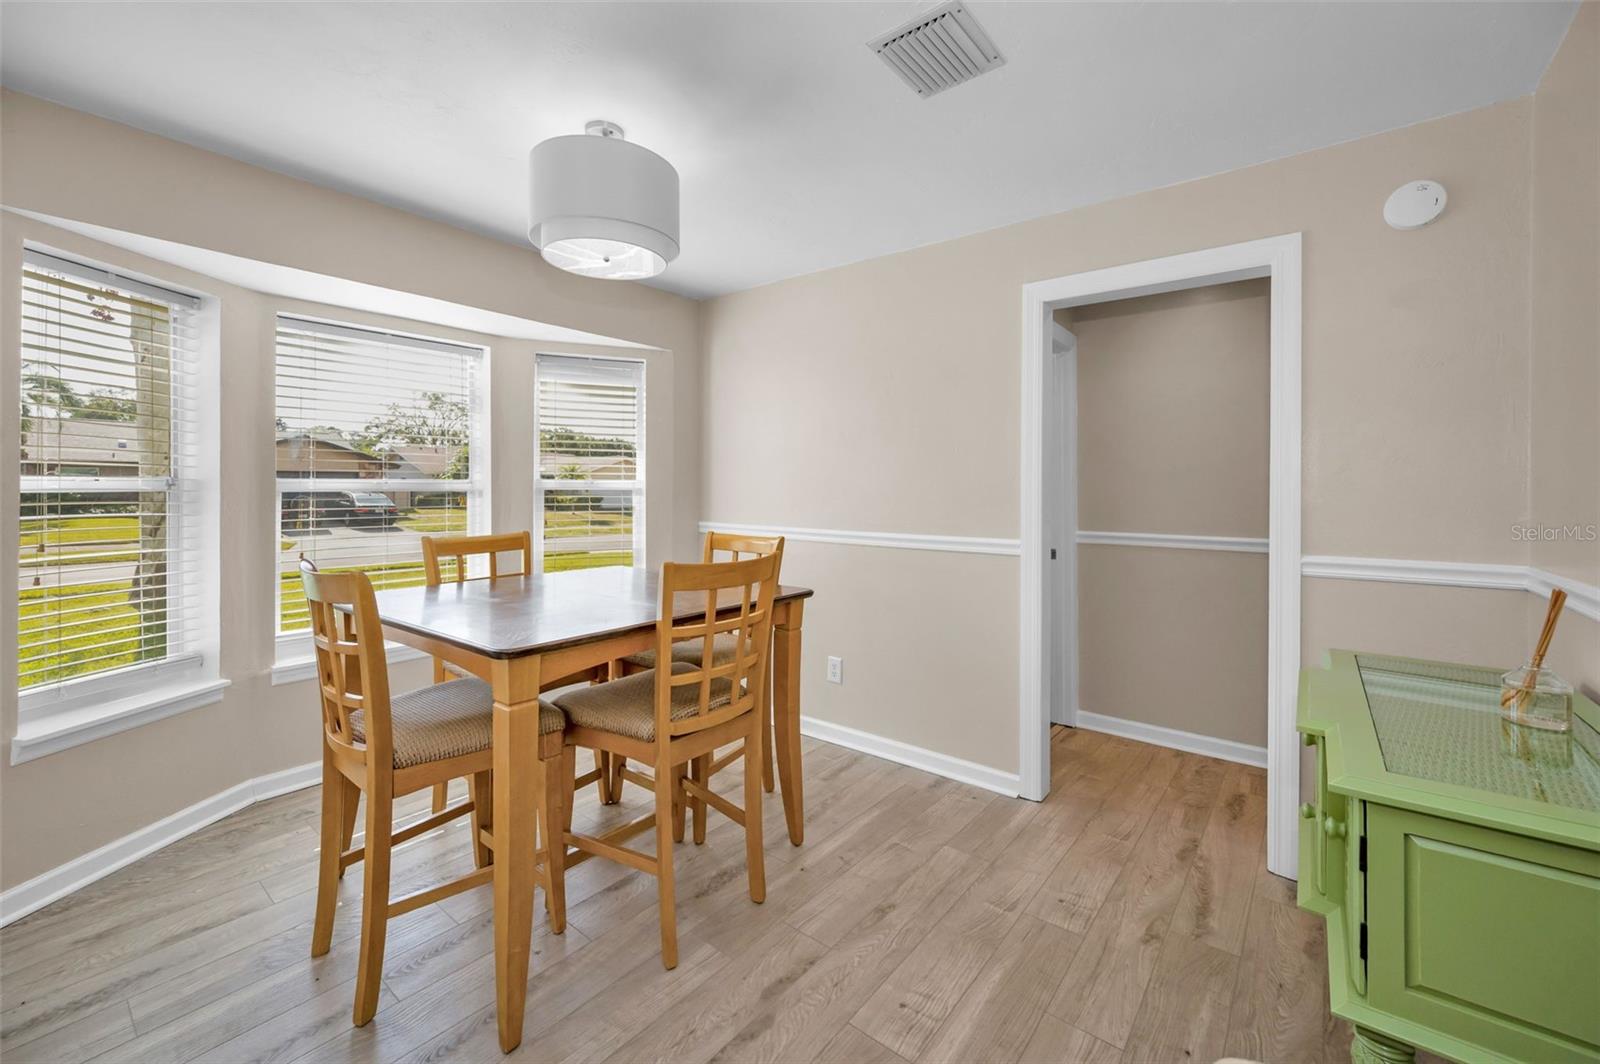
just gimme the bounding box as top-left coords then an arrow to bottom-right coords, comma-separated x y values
868,1 -> 1005,98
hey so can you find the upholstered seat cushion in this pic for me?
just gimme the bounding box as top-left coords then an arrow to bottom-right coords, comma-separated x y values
554,663 -> 732,743
350,677 -> 563,769
621,632 -> 739,671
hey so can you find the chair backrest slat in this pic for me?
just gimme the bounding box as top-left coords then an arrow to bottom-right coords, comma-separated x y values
656,550 -> 781,740
422,531 -> 533,585
299,559 -> 393,767
703,530 -> 783,565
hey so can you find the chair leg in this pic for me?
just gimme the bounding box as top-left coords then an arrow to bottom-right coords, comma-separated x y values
561,745 -> 577,835
431,781 -> 449,814
352,780 -> 393,1027
744,716 -> 767,903
312,748 -> 343,957
653,757 -> 679,970
469,770 -> 493,869
670,761 -> 688,843
691,754 -> 709,845
611,756 -> 627,802
541,753 -> 567,934
337,775 -> 360,880
594,749 -> 612,804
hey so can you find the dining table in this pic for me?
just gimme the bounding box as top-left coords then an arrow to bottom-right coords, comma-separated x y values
365,564 -> 813,1052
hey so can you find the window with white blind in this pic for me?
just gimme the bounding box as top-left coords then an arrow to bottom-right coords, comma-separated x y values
274,316 -> 488,645
534,354 -> 645,573
17,249 -> 208,701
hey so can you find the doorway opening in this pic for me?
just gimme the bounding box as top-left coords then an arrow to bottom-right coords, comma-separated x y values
1019,234 -> 1302,879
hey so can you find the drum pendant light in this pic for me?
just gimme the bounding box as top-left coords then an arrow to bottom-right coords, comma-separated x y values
528,120 -> 680,280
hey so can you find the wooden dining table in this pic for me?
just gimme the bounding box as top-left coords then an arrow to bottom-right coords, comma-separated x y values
365,565 -> 813,1052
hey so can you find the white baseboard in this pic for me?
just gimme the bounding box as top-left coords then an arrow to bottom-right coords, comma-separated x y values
1074,709 -> 1268,769
799,715 -> 1021,797
0,760 -> 319,928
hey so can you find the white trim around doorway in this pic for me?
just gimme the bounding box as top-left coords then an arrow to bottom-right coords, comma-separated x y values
1019,233 -> 1303,880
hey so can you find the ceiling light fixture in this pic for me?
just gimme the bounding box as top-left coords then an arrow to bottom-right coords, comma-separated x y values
528,120 -> 680,280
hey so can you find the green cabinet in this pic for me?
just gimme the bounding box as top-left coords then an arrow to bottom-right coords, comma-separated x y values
1298,652 -> 1600,1064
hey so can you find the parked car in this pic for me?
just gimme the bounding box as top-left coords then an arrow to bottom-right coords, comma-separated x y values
346,492 -> 400,527
280,490 -> 399,530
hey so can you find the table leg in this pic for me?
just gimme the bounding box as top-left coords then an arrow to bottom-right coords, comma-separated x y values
490,656 -> 541,1054
772,600 -> 805,846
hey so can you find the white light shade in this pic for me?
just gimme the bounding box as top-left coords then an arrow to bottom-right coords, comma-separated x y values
528,133 -> 679,280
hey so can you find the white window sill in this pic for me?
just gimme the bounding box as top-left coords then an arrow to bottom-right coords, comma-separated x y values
270,643 -> 429,686
11,676 -> 231,765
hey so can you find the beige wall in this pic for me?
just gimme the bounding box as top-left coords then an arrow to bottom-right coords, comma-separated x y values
0,207 -> 682,890
1072,280 -> 1270,538
703,88 -> 1593,775
1529,3 -> 1599,694
1080,546 -> 1268,747
1070,280 -> 1269,746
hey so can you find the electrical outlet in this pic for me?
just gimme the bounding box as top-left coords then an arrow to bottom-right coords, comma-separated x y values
826,656 -> 843,684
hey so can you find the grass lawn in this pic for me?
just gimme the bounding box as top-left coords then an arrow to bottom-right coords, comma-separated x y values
543,510 -> 632,540
278,560 -> 438,631
545,550 -> 632,572
19,515 -> 142,568
19,580 -> 162,688
19,515 -> 140,549
277,552 -> 634,629
19,517 -> 638,681
396,508 -> 469,535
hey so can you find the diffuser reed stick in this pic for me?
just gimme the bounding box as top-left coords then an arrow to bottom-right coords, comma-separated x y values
1501,588 -> 1567,709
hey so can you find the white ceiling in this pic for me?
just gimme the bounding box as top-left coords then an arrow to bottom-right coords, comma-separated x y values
0,2 -> 1577,300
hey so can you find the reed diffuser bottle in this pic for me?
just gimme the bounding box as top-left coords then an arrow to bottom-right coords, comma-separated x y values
1499,589 -> 1573,732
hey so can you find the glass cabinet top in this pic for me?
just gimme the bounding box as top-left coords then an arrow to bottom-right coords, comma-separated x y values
1355,655 -> 1600,813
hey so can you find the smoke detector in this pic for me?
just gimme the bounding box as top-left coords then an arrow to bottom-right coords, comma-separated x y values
868,1 -> 1005,98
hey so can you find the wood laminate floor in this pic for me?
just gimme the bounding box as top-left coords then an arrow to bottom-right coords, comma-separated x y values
1,727 -> 1357,1063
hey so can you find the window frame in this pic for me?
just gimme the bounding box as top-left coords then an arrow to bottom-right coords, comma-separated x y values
531,353 -> 647,575
14,247 -> 225,760
270,314 -> 492,670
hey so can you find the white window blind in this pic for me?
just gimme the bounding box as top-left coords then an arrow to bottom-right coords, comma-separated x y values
534,354 -> 645,573
274,316 -> 487,636
18,250 -> 204,693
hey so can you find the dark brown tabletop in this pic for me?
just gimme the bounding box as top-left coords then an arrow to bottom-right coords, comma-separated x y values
362,565 -> 813,659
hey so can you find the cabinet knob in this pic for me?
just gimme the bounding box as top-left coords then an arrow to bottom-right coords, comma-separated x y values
1323,815 -> 1347,839
1300,803 -> 1316,820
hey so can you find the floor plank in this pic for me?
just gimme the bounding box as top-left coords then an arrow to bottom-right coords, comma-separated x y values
850,861 -> 1043,1059
1169,763 -> 1266,956
0,737 -> 1356,1064
1045,771 -> 1210,1048
916,914 -> 1081,1064
1018,1014 -> 1121,1064
1119,931 -> 1238,1063
1024,830 -> 1135,934
1224,888 -> 1332,1064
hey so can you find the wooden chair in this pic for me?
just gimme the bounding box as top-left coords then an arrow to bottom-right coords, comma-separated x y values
614,532 -> 783,814
301,560 -> 566,1025
553,553 -> 779,968
420,531 -> 608,813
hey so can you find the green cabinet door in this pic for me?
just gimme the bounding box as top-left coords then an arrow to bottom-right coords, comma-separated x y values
1366,806 -> 1600,1063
